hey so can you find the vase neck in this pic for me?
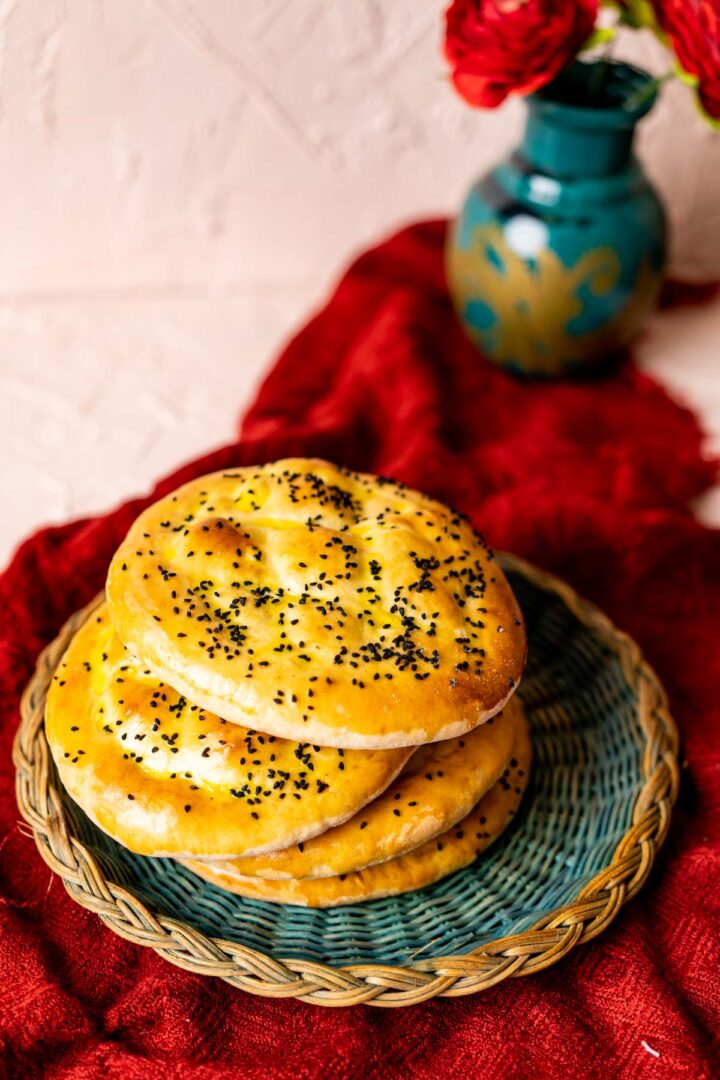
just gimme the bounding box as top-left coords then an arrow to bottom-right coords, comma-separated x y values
522,106 -> 636,179
520,60 -> 656,179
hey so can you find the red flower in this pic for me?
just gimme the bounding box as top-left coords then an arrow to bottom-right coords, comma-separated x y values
444,0 -> 599,108
650,0 -> 720,121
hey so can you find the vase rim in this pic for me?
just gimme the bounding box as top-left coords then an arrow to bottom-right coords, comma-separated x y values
530,60 -> 658,130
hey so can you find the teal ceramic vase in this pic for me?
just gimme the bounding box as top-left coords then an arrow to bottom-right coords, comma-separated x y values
446,60 -> 666,376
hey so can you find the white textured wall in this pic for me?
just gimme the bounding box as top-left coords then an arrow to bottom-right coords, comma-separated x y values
2,2 -> 719,566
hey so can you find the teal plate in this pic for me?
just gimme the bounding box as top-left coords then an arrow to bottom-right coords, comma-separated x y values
15,556 -> 678,1006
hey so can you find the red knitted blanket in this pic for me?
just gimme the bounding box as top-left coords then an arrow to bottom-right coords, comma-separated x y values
1,222 -> 719,1078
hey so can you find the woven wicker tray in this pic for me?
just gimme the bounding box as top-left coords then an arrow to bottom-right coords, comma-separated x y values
13,555 -> 679,1007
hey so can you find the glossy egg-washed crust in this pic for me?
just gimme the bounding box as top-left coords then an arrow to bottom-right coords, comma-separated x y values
181,710 -> 531,907
44,605 -> 411,858
227,696 -> 523,880
107,459 -> 526,748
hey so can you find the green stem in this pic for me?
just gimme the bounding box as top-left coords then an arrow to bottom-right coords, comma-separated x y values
623,70 -> 673,113
587,58 -> 611,104
586,38 -> 617,106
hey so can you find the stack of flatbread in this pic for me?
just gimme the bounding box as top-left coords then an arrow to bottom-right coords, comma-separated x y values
46,459 -> 529,908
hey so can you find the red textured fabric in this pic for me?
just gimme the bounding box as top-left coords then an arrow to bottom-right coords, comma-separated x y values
1,221 -> 719,1079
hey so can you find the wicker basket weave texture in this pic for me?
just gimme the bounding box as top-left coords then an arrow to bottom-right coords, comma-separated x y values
13,556 -> 679,1006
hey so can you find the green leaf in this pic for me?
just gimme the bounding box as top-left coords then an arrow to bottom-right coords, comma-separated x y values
614,0 -> 659,31
672,59 -> 698,90
671,60 -> 720,130
581,26 -> 617,51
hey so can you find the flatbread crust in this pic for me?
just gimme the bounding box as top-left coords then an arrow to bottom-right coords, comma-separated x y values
107,459 -> 526,748
45,604 -> 411,858
180,707 -> 531,906
225,696 -> 524,880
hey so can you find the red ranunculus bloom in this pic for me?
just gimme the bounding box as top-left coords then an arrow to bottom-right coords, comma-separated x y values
444,0 -> 599,108
650,0 -> 720,121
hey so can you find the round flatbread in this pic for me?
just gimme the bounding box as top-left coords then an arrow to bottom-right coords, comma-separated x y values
226,695 -> 524,880
107,458 -> 526,748
45,603 -> 411,858
181,709 -> 531,907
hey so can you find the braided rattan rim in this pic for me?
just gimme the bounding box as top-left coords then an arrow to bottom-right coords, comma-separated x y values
12,554 -> 679,1007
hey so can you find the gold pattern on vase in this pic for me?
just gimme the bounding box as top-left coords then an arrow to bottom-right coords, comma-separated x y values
448,223 -> 661,375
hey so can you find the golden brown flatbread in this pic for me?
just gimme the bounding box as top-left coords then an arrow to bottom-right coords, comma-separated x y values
45,604 -> 411,858
107,458 -> 525,748
181,707 -> 531,906
227,696 -> 524,880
